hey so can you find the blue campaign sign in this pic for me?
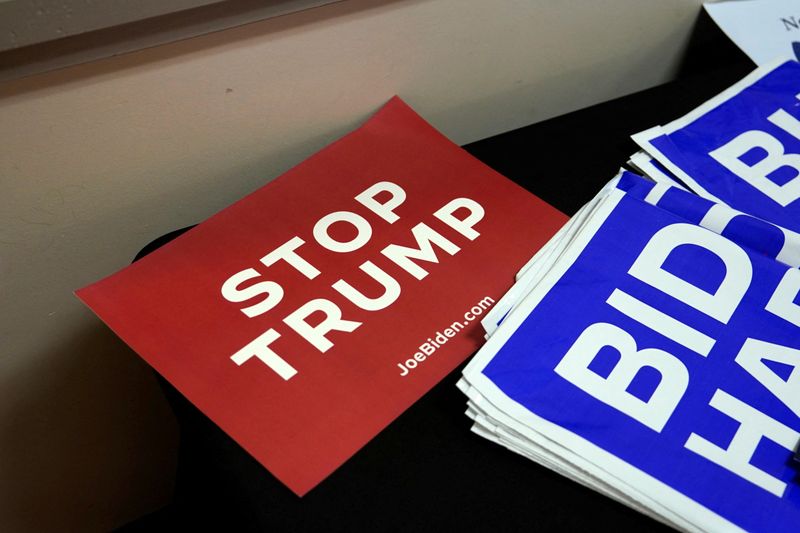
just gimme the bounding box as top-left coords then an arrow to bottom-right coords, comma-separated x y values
477,191 -> 800,531
617,171 -> 800,268
635,60 -> 800,233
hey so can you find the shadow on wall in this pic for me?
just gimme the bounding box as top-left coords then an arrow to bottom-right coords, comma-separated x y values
0,322 -> 178,531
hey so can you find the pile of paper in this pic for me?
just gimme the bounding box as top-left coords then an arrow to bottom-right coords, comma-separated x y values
459,59 -> 800,531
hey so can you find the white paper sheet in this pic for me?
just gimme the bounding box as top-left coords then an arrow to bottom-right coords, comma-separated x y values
705,0 -> 800,65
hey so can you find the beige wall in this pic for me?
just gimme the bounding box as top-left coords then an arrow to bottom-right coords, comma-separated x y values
0,0 -> 703,530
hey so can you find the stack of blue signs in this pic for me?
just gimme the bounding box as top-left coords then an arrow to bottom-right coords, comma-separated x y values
633,58 -> 800,232
460,59 -> 800,532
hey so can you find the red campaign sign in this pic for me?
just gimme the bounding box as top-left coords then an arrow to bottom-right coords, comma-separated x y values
77,97 -> 567,496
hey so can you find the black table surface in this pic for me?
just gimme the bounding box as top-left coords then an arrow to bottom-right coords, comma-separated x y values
122,14 -> 755,532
